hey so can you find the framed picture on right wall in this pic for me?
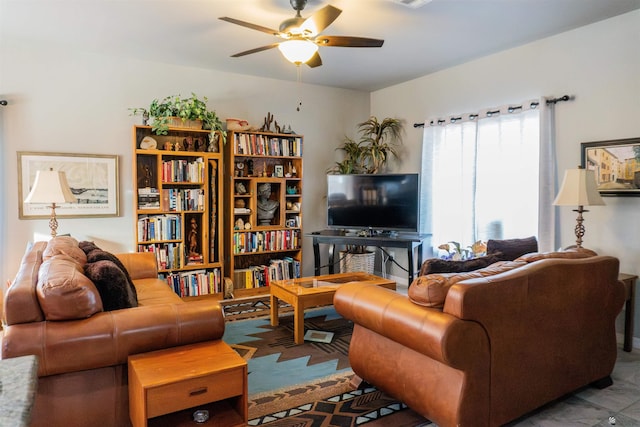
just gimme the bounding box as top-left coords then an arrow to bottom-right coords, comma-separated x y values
581,137 -> 640,197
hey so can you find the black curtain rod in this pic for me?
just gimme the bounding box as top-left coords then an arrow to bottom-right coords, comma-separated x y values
413,95 -> 572,128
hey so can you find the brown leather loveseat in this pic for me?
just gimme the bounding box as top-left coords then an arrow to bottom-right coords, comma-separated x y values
2,237 -> 225,427
334,250 -> 625,427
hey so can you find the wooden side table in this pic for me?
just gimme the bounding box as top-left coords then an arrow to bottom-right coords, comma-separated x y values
128,340 -> 247,427
619,273 -> 637,352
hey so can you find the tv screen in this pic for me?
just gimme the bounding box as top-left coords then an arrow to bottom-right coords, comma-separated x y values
327,173 -> 420,233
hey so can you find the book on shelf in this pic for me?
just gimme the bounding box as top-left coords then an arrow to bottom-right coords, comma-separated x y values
138,188 -> 160,209
165,268 -> 222,297
234,207 -> 251,214
233,133 -> 302,157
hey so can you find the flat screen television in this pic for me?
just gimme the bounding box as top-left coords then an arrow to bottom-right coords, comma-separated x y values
327,173 -> 420,233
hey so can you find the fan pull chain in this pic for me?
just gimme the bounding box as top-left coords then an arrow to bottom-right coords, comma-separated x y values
296,65 -> 303,112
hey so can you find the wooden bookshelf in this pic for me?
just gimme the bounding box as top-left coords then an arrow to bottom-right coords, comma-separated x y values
223,130 -> 303,298
132,125 -> 224,298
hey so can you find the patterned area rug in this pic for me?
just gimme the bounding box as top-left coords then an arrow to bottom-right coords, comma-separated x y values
249,384 -> 432,426
222,305 -> 433,426
220,294 -> 292,321
224,306 -> 353,395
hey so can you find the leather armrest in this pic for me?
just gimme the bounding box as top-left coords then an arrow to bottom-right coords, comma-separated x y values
115,252 -> 158,280
1,299 -> 224,377
333,283 -> 489,368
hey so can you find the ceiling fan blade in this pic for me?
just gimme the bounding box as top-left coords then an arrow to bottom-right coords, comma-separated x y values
219,17 -> 280,37
230,43 -> 280,58
315,35 -> 384,48
306,51 -> 322,68
300,5 -> 341,36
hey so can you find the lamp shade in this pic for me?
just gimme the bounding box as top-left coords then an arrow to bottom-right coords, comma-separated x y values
553,168 -> 604,207
278,39 -> 319,65
24,170 -> 77,204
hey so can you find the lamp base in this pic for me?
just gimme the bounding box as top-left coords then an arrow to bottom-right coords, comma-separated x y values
49,203 -> 59,238
572,205 -> 588,248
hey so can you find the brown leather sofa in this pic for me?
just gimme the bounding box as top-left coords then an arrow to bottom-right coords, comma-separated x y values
334,251 -> 625,427
2,238 -> 225,427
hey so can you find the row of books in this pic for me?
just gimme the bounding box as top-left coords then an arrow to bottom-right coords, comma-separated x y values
162,188 -> 205,211
137,242 -> 184,270
138,188 -> 160,209
233,133 -> 302,157
232,229 -> 300,254
161,158 -> 205,183
165,268 -> 222,297
137,214 -> 182,241
233,257 -> 301,289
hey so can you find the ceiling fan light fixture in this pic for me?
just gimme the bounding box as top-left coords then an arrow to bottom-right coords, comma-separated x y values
278,39 -> 318,65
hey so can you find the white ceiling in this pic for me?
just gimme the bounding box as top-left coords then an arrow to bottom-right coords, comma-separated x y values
3,0 -> 640,92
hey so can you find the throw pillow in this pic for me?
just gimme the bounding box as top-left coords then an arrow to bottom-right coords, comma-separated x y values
419,253 -> 503,276
409,260 -> 527,309
37,256 -> 103,320
43,236 -> 87,266
79,241 -> 138,305
84,260 -> 138,311
486,236 -> 538,261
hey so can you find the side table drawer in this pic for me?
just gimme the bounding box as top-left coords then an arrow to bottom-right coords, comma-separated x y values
147,367 -> 244,419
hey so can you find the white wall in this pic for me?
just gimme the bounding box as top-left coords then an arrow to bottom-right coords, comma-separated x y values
371,10 -> 640,335
0,40 -> 370,287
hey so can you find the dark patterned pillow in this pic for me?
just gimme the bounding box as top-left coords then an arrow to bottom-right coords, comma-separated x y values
486,236 -> 538,261
419,253 -> 503,276
84,260 -> 138,311
79,241 -> 138,305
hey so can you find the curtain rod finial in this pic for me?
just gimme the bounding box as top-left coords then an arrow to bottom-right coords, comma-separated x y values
0,100 -> 8,106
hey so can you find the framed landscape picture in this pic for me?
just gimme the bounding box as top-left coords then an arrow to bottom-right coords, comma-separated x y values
581,137 -> 640,197
18,152 -> 120,218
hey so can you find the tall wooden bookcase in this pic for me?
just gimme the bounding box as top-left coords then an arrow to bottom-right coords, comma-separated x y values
132,125 -> 224,298
223,130 -> 303,297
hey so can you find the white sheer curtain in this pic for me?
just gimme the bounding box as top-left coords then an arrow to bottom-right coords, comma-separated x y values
420,102 -> 542,251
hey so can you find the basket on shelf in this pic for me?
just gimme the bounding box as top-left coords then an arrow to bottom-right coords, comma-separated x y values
167,117 -> 203,130
339,250 -> 375,274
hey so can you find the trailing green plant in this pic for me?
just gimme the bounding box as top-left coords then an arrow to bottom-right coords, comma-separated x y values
130,93 -> 226,144
328,116 -> 404,174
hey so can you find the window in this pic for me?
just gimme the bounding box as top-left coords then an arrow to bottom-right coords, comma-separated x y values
420,107 -> 540,250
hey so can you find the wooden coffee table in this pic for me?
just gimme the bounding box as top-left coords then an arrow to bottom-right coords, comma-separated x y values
270,272 -> 396,344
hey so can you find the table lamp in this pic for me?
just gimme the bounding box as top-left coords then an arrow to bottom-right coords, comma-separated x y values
553,167 -> 604,248
24,169 -> 77,238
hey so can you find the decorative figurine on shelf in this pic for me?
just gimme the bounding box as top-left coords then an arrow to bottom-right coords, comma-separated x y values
274,120 -> 282,134
164,141 -> 173,151
235,218 -> 244,230
260,112 -> 274,132
262,160 -> 268,177
235,161 -> 245,177
244,221 -> 252,230
257,183 -> 279,226
235,182 -> 247,195
188,218 -> 200,257
247,159 -> 254,176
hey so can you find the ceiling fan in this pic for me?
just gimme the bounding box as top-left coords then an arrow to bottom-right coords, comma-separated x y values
219,0 -> 384,67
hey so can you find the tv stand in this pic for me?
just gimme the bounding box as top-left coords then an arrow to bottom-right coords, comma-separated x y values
305,230 -> 432,285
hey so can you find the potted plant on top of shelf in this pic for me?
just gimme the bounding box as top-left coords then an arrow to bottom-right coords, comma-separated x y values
327,116 -> 405,272
130,93 -> 226,146
328,116 -> 404,175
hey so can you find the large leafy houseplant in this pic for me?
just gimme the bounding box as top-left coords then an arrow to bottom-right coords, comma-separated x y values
328,116 -> 405,258
130,93 -> 226,144
328,116 -> 404,174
